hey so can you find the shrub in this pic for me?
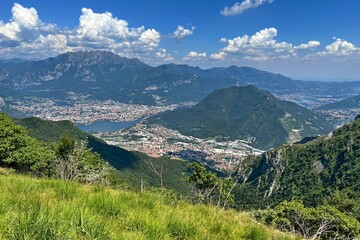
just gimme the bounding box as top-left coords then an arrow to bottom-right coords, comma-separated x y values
254,200 -> 360,239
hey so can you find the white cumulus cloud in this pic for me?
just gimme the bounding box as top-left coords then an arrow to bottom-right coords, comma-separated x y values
221,0 -> 274,16
77,8 -> 143,40
221,27 -> 295,58
155,48 -> 173,61
0,3 -> 161,59
316,38 -> 359,57
172,25 -> 195,39
216,27 -> 324,61
295,41 -> 321,50
69,7 -> 160,53
0,3 -> 58,45
182,51 -> 207,61
210,52 -> 227,60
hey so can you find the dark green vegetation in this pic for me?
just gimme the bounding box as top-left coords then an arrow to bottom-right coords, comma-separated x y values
255,201 -> 360,240
0,114 -> 55,177
0,113 -> 111,183
235,115 -> 360,211
1,50 -> 360,105
187,162 -> 235,208
148,85 -> 333,149
13,117 -> 88,142
316,94 -> 360,110
10,114 -> 192,194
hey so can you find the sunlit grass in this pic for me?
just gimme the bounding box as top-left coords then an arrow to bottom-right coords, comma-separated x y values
0,171 -> 300,239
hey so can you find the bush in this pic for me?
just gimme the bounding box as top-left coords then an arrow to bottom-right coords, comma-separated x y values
254,200 -> 360,239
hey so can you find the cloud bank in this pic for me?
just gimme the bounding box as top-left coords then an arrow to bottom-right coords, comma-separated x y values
0,3 -> 161,59
210,27 -> 324,61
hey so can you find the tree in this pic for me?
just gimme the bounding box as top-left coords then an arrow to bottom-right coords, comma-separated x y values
0,113 -> 55,176
6,138 -> 55,176
187,162 -> 236,208
324,190 -> 360,221
54,132 -> 78,180
54,133 -> 111,184
217,177 -> 236,208
145,158 -> 163,188
0,112 -> 29,163
255,200 -> 360,240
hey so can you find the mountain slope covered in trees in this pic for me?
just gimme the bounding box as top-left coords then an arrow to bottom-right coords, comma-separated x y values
148,85 -> 333,149
5,114 -> 192,194
235,115 -> 360,211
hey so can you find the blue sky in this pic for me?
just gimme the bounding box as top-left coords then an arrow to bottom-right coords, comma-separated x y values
0,0 -> 360,80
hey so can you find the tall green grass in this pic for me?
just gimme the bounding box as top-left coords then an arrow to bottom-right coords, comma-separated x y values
0,171 -> 299,239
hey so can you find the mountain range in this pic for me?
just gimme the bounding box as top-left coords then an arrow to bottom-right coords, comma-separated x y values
1,50 -> 360,105
147,85 -> 333,149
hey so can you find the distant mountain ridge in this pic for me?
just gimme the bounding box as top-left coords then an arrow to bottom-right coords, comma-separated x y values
147,85 -> 333,149
1,50 -> 360,105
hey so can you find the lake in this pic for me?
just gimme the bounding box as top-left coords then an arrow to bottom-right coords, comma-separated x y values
76,119 -> 141,132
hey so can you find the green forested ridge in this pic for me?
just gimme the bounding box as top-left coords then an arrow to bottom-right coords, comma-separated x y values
0,112 -> 112,183
13,117 -> 89,142
148,85 -> 333,149
235,115 -> 360,211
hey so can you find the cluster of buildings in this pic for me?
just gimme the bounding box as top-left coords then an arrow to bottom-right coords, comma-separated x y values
276,93 -> 343,109
97,123 -> 263,170
10,98 -> 180,124
315,109 -> 358,125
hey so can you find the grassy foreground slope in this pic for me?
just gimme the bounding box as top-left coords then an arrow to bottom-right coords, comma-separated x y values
0,171 -> 298,240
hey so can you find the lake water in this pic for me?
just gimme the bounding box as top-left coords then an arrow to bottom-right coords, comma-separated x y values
76,119 -> 141,132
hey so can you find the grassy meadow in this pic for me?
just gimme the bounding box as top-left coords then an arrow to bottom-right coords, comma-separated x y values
0,169 -> 299,240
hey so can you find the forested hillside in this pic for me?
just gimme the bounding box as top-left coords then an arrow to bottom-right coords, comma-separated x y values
148,85 -> 333,149
5,113 -> 192,194
235,115 -> 360,211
